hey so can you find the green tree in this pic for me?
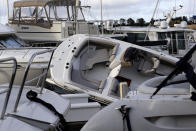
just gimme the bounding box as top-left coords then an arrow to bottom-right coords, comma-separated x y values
182,16 -> 188,22
136,18 -> 145,26
127,18 -> 135,26
120,18 -> 126,26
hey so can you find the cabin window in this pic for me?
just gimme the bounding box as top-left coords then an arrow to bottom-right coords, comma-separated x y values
172,32 -> 178,54
177,32 -> 186,50
127,33 -> 149,43
54,6 -> 70,20
0,36 -> 23,48
21,7 -> 36,18
167,32 -> 178,54
158,32 -> 166,40
12,6 -> 51,28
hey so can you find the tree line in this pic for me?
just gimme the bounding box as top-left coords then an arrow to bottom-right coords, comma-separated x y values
114,16 -> 195,27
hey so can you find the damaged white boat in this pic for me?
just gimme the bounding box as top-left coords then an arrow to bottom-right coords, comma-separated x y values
81,42 -> 196,131
49,34 -> 178,103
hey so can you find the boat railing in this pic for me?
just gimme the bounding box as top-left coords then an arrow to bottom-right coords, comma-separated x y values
0,47 -> 55,50
13,48 -> 55,112
0,57 -> 17,119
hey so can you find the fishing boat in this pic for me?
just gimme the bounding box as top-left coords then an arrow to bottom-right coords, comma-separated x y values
81,44 -> 196,131
48,34 -> 178,104
8,0 -> 99,46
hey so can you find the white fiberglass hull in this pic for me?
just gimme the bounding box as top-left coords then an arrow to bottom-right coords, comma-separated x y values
50,34 -> 178,103
0,48 -> 51,85
82,75 -> 196,131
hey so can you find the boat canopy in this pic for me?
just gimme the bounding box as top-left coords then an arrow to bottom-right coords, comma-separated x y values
14,0 -> 76,8
10,0 -> 85,28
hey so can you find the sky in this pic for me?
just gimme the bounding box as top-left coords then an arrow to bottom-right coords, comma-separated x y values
0,0 -> 195,24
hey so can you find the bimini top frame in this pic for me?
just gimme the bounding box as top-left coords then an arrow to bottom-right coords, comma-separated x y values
11,0 -> 86,28
14,0 -> 77,8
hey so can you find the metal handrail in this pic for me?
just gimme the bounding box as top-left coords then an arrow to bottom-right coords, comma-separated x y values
14,48 -> 55,112
0,57 -> 17,119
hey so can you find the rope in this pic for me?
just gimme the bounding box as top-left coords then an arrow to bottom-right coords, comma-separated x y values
118,105 -> 132,131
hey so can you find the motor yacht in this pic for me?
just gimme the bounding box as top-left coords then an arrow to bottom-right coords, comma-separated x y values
8,0 -> 99,46
110,5 -> 195,58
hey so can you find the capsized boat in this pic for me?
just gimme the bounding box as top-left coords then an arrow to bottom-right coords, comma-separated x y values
49,34 -> 178,103
81,42 -> 196,131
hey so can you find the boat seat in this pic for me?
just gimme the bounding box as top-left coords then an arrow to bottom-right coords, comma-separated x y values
71,46 -> 104,90
71,42 -> 117,91
71,67 -> 100,90
81,48 -> 110,70
138,75 -> 190,95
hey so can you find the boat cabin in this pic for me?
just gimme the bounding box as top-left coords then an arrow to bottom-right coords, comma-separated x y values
9,0 -> 99,45
114,26 -> 195,57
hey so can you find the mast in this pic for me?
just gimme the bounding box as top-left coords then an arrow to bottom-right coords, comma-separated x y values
166,5 -> 183,25
75,0 -> 80,34
144,0 -> 160,41
100,0 -> 103,35
6,0 -> 9,21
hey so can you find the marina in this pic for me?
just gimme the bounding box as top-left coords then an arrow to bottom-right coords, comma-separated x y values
0,0 -> 196,131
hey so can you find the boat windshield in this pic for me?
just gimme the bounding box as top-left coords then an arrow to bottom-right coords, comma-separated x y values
0,35 -> 24,48
127,33 -> 149,43
158,31 -> 188,54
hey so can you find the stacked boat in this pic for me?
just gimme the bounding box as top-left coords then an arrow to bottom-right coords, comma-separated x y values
48,34 -> 177,103
1,9 -> 196,130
